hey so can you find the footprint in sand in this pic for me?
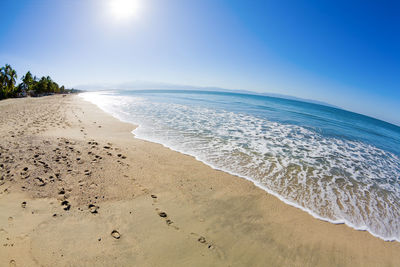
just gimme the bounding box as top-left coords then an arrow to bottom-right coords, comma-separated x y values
111,230 -> 121,239
198,236 -> 206,244
34,177 -> 46,186
20,167 -> 30,179
151,195 -> 158,204
155,209 -> 179,229
61,200 -> 71,211
117,154 -> 127,159
88,204 -> 99,214
142,188 -> 149,194
158,211 -> 167,218
189,232 -> 223,257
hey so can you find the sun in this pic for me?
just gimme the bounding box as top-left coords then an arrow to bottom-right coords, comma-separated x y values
109,0 -> 140,20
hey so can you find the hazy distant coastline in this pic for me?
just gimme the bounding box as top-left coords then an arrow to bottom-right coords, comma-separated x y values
75,81 -> 338,107
76,82 -> 400,128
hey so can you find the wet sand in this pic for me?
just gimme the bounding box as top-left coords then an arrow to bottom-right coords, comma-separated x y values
1,95 -> 400,266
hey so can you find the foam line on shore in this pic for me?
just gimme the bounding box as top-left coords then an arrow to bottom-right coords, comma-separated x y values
78,93 -> 399,243
129,128 -> 399,243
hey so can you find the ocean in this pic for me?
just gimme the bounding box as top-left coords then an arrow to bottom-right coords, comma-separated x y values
80,90 -> 400,242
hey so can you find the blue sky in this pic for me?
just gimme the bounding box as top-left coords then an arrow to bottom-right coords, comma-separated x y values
1,0 -> 399,125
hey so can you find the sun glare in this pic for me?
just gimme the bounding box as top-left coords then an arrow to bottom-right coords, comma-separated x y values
109,0 -> 140,20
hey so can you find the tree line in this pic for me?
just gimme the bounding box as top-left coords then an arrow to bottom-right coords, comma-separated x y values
0,64 -> 74,100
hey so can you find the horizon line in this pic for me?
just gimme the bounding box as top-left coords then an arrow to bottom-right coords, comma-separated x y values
77,85 -> 400,128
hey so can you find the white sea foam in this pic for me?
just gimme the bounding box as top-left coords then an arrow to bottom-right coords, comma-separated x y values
80,91 -> 400,241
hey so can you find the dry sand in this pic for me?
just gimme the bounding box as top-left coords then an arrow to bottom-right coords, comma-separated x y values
1,95 -> 400,266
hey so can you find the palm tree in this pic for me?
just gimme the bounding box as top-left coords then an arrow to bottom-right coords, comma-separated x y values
8,68 -> 17,96
21,71 -> 34,94
0,65 -> 8,88
0,64 -> 18,97
0,69 -> 4,99
0,65 -> 10,99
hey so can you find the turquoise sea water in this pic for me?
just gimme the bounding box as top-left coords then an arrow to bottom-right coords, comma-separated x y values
80,90 -> 400,241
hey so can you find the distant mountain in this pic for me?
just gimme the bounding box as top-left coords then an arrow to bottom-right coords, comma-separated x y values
76,81 -> 338,108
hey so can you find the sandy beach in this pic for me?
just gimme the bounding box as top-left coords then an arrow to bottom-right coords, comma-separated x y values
0,94 -> 399,267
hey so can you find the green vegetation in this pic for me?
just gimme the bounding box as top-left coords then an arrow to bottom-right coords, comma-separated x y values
0,64 -> 75,100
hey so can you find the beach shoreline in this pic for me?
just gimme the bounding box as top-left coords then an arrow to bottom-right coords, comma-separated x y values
1,94 -> 399,266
